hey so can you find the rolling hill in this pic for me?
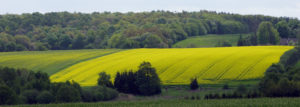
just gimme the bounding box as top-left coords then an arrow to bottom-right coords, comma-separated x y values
0,46 -> 293,86
0,49 -> 121,75
172,34 -> 250,48
48,46 -> 293,86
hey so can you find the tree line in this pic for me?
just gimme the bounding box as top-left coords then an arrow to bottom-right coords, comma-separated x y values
258,46 -> 300,97
0,10 -> 299,51
238,20 -> 300,46
0,67 -> 118,105
0,61 -> 161,105
98,61 -> 161,96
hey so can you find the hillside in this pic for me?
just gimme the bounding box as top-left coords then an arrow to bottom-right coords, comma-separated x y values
0,49 -> 121,74
49,46 -> 293,86
0,11 -> 299,52
0,46 -> 293,86
172,34 -> 250,48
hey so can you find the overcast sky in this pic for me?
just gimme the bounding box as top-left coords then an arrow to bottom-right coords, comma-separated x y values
1,0 -> 300,18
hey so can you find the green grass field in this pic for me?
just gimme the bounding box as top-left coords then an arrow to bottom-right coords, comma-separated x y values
0,49 -> 121,75
173,34 -> 250,48
5,98 -> 300,107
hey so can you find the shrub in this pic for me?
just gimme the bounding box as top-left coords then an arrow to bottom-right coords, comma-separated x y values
213,93 -> 220,99
0,84 -> 17,105
56,84 -> 81,103
221,93 -> 227,98
97,72 -> 114,88
36,91 -> 54,104
236,84 -> 247,94
81,90 -> 94,102
216,40 -> 232,47
191,96 -> 195,100
223,84 -> 229,90
90,86 -> 118,101
22,89 -> 39,104
190,78 -> 199,90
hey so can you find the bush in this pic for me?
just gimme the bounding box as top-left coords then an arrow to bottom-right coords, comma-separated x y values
236,84 -> 247,94
36,91 -> 54,104
190,78 -> 199,90
97,72 -> 114,88
90,86 -> 118,101
223,84 -> 229,90
22,89 -> 39,104
221,93 -> 227,98
81,90 -> 94,102
0,84 -> 17,105
216,40 -> 232,47
191,96 -> 195,100
56,84 -> 81,103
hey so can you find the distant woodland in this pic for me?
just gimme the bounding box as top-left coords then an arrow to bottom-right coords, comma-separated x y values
0,10 -> 299,51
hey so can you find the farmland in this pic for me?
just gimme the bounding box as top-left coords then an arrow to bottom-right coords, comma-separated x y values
0,49 -> 121,75
4,98 -> 300,107
172,34 -> 250,48
0,46 -> 293,86
50,46 -> 293,86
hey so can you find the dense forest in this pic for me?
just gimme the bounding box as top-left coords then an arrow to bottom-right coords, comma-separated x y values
0,10 -> 299,51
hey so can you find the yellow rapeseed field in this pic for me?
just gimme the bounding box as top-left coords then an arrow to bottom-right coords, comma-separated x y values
0,49 -> 121,74
50,46 -> 293,86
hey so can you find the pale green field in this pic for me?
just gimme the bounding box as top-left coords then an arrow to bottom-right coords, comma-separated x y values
50,46 -> 293,86
173,34 -> 250,48
0,49 -> 121,75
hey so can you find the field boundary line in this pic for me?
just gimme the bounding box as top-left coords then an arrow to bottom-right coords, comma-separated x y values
51,50 -> 124,75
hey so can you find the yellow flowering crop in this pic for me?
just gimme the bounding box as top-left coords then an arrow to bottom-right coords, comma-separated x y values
50,46 -> 293,86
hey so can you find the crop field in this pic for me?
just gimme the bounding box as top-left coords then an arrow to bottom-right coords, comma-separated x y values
5,98 -> 300,107
49,46 -> 293,86
0,49 -> 121,75
172,34 -> 250,48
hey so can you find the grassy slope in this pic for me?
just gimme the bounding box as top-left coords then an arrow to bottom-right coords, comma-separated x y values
5,98 -> 300,107
0,49 -> 121,75
173,34 -> 250,48
50,46 -> 293,86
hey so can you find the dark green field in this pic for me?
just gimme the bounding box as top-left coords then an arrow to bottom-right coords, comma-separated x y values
172,34 -> 250,48
3,83 -> 300,107
5,98 -> 300,107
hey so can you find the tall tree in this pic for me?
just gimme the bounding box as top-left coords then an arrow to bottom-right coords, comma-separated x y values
97,72 -> 113,88
257,21 -> 280,45
135,62 -> 161,96
276,21 -> 290,38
